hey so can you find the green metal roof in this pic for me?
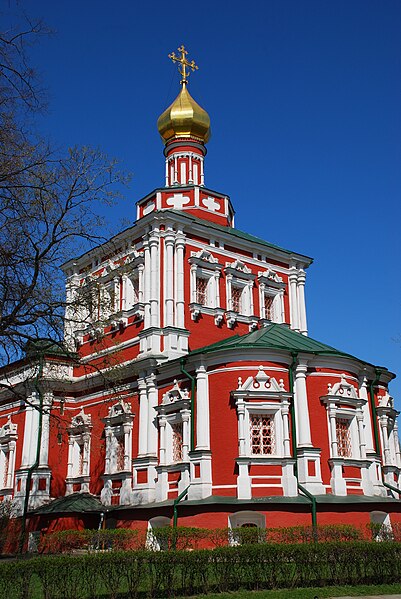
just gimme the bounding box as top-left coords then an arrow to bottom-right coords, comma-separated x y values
34,493 -> 104,515
163,209 -> 313,263
188,323 -> 367,364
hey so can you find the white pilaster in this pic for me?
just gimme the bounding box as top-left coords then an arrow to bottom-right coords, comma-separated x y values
195,364 -> 210,450
164,231 -> 175,327
143,240 -> 151,327
358,375 -> 374,454
138,378 -> 148,456
294,360 -> 312,447
289,270 -> 300,332
146,373 -> 158,457
297,270 -> 308,335
174,233 -> 186,329
149,232 -> 160,328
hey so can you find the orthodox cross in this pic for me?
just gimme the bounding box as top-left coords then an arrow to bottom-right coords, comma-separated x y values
168,45 -> 198,84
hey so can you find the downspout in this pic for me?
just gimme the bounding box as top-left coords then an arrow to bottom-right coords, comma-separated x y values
369,369 -> 401,498
288,351 -> 317,528
19,353 -> 44,553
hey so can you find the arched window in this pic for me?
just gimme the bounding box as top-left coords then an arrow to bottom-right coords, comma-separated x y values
147,516 -> 171,550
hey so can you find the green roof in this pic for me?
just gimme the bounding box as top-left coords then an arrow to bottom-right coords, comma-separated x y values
166,210 -> 313,263
188,323 -> 366,363
34,493 -> 104,515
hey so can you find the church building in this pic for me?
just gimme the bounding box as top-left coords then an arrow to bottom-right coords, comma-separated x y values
0,47 -> 400,536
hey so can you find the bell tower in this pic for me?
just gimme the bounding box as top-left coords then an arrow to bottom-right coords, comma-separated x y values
157,46 -> 211,188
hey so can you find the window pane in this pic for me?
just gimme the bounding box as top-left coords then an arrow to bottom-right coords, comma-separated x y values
232,286 -> 242,313
336,418 -> 352,457
196,278 -> 208,306
172,423 -> 183,462
264,295 -> 274,320
250,415 -> 275,455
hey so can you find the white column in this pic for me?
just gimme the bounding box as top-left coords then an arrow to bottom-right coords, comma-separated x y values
149,233 -> 160,328
21,398 -> 34,467
380,416 -> 391,465
165,158 -> 169,186
297,270 -> 308,335
138,379 -> 148,456
174,156 -> 178,184
329,407 -> 338,457
394,422 -> 401,468
278,289 -> 285,324
188,155 -> 193,183
358,375 -> 374,453
146,374 -> 158,457
6,441 -> 16,488
356,407 -> 367,459
213,270 -> 220,308
226,274 -> 233,311
237,401 -> 246,457
138,264 -> 144,303
294,360 -> 312,447
123,422 -> 132,471
143,240 -> 151,327
164,231 -> 175,327
175,234 -> 186,329
281,400 -> 291,457
195,365 -> 210,450
39,392 -> 52,467
289,271 -> 300,332
83,433 -> 90,477
113,276 -> 120,312
259,283 -> 265,318
67,438 -> 74,478
159,416 -> 167,465
104,428 -> 112,474
200,157 -> 204,186
190,265 -> 197,303
182,411 -> 190,461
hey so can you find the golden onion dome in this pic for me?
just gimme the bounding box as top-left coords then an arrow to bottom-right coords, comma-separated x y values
157,82 -> 211,144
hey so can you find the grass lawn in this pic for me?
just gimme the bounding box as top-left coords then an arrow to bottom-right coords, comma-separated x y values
183,583 -> 401,598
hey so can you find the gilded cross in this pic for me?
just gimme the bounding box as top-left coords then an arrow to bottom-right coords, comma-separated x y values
168,45 -> 198,85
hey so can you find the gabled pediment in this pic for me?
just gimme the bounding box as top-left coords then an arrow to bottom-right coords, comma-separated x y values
162,380 -> 190,404
327,375 -> 359,399
237,366 -> 286,393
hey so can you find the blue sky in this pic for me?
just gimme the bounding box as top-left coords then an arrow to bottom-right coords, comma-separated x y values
14,1 -> 401,401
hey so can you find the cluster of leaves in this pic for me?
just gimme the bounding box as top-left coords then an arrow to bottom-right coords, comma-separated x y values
38,528 -> 146,554
1,541 -> 401,598
35,524 -> 373,555
0,13 -> 129,368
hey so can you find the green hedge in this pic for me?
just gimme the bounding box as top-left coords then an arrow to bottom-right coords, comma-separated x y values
2,541 -> 401,598
38,524 -> 368,554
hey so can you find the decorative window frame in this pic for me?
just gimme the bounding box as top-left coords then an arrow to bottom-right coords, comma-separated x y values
0,416 -> 17,494
189,250 -> 224,324
257,269 -> 285,324
228,511 -> 266,545
146,516 -> 171,550
121,252 -> 145,321
225,260 -> 257,330
233,367 -> 291,460
102,400 -> 134,475
321,376 -> 367,462
66,409 -> 93,494
155,381 -> 191,467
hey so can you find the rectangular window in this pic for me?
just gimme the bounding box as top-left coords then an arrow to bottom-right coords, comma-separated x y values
336,418 -> 352,458
264,294 -> 274,320
250,415 -> 275,455
172,423 -> 183,462
232,286 -> 242,313
196,277 -> 208,306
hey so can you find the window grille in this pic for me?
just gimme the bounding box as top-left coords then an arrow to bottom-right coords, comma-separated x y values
132,278 -> 139,304
172,422 -> 183,462
336,418 -> 352,457
264,294 -> 274,320
232,286 -> 242,313
250,415 -> 275,455
196,278 -> 208,306
116,436 -> 125,471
